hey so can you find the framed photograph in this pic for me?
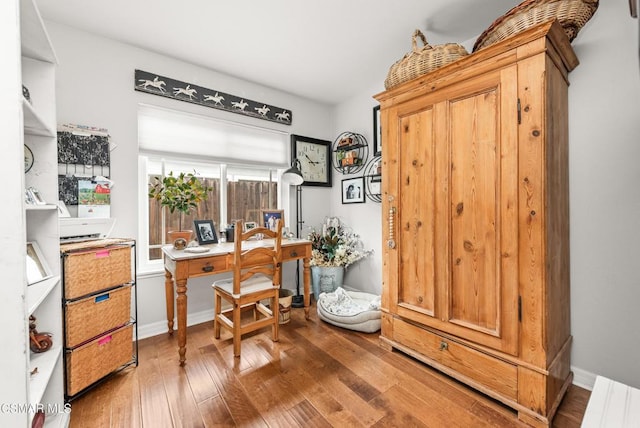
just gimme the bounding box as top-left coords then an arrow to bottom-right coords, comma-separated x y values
194,220 -> 218,245
291,134 -> 332,187
373,105 -> 382,156
342,177 -> 366,204
26,242 -> 52,285
261,209 -> 284,232
243,221 -> 258,232
56,200 -> 71,217
26,187 -> 46,205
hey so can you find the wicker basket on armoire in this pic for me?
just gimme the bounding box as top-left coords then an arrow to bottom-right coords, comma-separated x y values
473,0 -> 599,52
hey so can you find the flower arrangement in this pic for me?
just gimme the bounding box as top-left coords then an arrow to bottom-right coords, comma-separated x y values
307,217 -> 373,268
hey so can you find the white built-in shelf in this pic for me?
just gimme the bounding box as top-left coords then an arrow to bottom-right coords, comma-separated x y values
20,0 -> 56,64
23,99 -> 56,137
582,376 -> 640,427
27,276 -> 61,315
26,203 -> 58,212
29,346 -> 62,406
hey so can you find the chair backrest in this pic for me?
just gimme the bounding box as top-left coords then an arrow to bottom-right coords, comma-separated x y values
231,219 -> 283,294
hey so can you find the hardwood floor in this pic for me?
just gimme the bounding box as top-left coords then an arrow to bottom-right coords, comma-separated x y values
68,305 -> 590,427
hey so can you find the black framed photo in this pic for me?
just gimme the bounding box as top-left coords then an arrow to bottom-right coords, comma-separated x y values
194,220 -> 218,245
341,177 -> 366,204
291,134 -> 332,187
373,105 -> 382,156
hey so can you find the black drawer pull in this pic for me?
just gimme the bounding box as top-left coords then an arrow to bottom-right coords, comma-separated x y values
202,265 -> 214,273
290,251 -> 298,257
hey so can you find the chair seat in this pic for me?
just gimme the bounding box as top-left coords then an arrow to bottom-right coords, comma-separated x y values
213,274 -> 277,296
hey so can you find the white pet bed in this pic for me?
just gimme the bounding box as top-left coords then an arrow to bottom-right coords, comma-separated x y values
316,288 -> 381,333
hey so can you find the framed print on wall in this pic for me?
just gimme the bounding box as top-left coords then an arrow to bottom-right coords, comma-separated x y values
261,209 -> 284,232
373,105 -> 382,156
341,177 -> 366,204
194,220 -> 218,245
291,134 -> 332,187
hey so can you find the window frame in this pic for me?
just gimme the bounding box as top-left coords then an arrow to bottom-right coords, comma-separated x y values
138,155 -> 288,274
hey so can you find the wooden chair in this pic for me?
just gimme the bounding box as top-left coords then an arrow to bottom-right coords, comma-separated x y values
212,219 -> 283,357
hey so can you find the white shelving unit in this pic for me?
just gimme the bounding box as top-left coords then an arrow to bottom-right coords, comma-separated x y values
1,0 -> 69,426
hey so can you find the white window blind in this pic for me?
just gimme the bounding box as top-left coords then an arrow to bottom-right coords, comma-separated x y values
138,104 -> 289,167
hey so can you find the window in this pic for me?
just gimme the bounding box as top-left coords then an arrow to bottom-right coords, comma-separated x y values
142,157 -> 279,263
137,105 -> 289,272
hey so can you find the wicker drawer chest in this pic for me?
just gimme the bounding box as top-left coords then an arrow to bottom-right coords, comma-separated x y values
60,238 -> 138,399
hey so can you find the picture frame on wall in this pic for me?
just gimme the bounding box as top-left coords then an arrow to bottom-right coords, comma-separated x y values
261,209 -> 284,232
194,219 -> 218,245
26,241 -> 52,286
341,177 -> 366,204
373,105 -> 382,156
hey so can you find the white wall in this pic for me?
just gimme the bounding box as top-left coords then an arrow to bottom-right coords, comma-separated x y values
46,22 -> 334,334
331,2 -> 640,389
568,1 -> 640,388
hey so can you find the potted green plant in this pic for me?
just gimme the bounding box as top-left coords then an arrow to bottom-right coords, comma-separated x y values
148,171 -> 211,248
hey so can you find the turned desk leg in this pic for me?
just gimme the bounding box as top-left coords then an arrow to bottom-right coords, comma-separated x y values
175,278 -> 188,366
303,257 -> 311,319
164,270 -> 175,334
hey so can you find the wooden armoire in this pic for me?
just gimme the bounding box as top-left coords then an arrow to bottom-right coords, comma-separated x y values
375,21 -> 577,427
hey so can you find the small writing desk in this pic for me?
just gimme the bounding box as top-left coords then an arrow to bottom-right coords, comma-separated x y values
162,238 -> 312,365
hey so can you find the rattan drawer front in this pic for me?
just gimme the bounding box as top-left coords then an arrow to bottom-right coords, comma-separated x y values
187,257 -> 228,277
64,246 -> 132,299
65,285 -> 131,348
66,324 -> 133,396
392,317 -> 518,400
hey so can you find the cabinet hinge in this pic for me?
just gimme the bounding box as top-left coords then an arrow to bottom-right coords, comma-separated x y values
518,295 -> 522,322
517,98 -> 521,125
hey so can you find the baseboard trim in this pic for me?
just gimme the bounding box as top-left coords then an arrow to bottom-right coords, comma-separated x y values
137,309 -> 214,340
571,366 -> 597,391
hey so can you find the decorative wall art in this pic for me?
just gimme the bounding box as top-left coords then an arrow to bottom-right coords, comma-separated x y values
134,69 -> 293,125
57,124 -> 111,206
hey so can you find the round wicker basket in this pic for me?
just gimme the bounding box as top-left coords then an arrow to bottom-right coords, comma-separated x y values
473,0 -> 599,52
384,29 -> 469,90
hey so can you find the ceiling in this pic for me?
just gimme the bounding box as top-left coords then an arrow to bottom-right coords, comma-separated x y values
36,0 -> 521,105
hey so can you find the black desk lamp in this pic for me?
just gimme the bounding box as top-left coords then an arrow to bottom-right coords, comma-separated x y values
282,159 -> 305,308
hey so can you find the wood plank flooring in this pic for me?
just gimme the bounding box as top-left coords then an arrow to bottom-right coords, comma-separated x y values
68,305 -> 590,427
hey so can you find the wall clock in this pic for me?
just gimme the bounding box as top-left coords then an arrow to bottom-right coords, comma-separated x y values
291,134 -> 332,187
24,144 -> 34,173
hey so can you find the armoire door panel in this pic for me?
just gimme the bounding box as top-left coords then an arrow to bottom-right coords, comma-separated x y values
449,88 -> 500,334
440,68 -> 519,355
397,107 -> 437,316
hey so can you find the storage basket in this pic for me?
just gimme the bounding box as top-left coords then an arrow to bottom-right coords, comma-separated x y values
66,324 -> 133,396
473,0 -> 599,52
278,289 -> 294,325
63,246 -> 132,299
65,285 -> 132,348
384,29 -> 469,90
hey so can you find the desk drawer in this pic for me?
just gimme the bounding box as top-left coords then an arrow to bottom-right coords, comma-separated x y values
283,243 -> 311,260
188,257 -> 228,276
